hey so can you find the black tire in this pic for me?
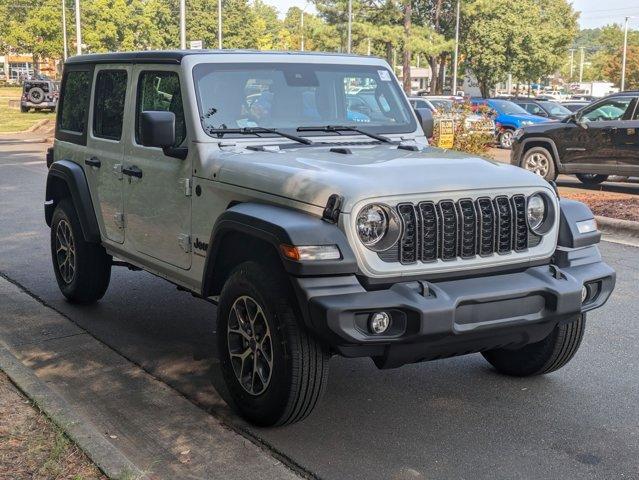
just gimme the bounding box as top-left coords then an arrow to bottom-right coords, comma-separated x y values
482,314 -> 585,376
217,261 -> 329,426
521,146 -> 557,181
498,129 -> 515,149
50,199 -> 112,303
27,87 -> 44,104
576,173 -> 608,185
20,105 -> 29,113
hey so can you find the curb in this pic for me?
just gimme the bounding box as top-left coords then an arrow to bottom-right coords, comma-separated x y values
0,346 -> 145,480
596,215 -> 639,240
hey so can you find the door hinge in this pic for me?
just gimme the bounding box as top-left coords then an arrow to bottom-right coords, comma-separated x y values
177,234 -> 191,253
114,212 -> 125,229
185,178 -> 192,197
113,163 -> 123,180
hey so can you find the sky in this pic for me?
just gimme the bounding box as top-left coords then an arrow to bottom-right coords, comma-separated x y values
267,0 -> 639,29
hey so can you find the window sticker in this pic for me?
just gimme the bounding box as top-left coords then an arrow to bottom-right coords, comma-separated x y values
378,70 -> 391,81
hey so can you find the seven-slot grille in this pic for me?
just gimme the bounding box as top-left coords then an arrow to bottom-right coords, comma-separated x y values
388,195 -> 530,264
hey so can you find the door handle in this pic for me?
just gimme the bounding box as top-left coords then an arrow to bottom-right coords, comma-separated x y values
122,165 -> 143,179
85,156 -> 101,168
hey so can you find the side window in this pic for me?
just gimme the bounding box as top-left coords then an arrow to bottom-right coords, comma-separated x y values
59,71 -> 92,133
93,70 -> 127,141
136,71 -> 186,146
581,97 -> 634,122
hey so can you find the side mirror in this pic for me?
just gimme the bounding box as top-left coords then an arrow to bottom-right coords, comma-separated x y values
414,107 -> 434,138
140,111 -> 176,148
569,113 -> 589,129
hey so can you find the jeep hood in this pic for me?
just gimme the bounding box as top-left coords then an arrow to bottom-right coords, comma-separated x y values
212,144 -> 551,212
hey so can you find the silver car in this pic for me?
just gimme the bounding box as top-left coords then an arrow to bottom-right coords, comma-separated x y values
45,51 -> 615,426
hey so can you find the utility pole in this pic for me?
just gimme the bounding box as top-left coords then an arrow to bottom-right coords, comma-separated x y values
451,0 -> 460,96
300,4 -> 307,52
179,0 -> 186,49
74,0 -> 81,55
347,0 -> 352,53
367,38 -> 371,56
218,0 -> 222,49
569,48 -> 574,81
61,0 -> 68,60
579,47 -> 584,83
621,16 -> 630,91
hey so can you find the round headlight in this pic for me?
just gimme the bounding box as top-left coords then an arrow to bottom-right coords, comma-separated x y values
527,194 -> 546,232
356,204 -> 388,247
356,203 -> 402,251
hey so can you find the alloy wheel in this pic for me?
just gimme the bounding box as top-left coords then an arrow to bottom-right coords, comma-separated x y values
227,295 -> 274,396
524,152 -> 550,177
500,130 -> 514,148
55,219 -> 76,284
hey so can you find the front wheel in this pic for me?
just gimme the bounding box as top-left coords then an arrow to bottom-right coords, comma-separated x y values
51,199 -> 112,303
576,173 -> 608,185
217,261 -> 329,426
521,146 -> 557,181
498,129 -> 515,149
482,314 -> 585,376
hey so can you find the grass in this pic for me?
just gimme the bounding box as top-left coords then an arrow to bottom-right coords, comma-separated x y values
0,86 -> 55,133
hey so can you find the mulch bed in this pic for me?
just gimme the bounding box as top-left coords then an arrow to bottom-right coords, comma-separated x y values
559,189 -> 639,222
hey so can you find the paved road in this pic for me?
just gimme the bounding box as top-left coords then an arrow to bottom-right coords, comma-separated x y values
1,141 -> 638,480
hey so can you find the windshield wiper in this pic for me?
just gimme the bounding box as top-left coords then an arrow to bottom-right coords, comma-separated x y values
296,125 -> 392,143
207,126 -> 314,145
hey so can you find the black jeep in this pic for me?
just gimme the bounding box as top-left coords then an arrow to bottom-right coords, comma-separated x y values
511,91 -> 639,184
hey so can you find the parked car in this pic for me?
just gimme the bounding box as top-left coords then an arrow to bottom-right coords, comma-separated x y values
21,79 -> 59,112
45,51 -> 615,427
409,97 -> 495,138
561,101 -> 591,112
511,91 -> 639,184
471,98 -> 550,149
506,98 -> 572,120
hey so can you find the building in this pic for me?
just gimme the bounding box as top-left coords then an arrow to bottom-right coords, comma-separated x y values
0,54 -> 59,82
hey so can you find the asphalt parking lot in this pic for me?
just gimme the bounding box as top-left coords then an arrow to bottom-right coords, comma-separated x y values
1,139 -> 638,480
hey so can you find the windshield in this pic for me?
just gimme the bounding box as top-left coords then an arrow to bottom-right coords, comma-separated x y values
428,99 -> 453,113
489,99 -> 529,116
538,101 -> 570,116
193,63 -> 416,138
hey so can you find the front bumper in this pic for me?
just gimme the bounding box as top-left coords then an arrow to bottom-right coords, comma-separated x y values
293,245 -> 614,368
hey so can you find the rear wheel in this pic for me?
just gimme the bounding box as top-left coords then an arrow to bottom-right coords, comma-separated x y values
51,199 -> 112,303
20,105 -> 29,113
576,173 -> 608,185
521,146 -> 557,181
217,261 -> 329,426
482,314 -> 585,376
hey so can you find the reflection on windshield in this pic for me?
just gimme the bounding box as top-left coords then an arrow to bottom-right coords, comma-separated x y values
539,101 -> 570,116
193,63 -> 415,138
490,100 -> 529,115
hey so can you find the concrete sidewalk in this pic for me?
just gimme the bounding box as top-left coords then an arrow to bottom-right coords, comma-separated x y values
0,277 -> 303,480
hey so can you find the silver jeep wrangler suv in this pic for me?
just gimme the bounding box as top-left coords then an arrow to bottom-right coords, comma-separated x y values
45,51 -> 615,426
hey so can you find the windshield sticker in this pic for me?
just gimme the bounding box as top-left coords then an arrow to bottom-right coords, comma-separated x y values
378,70 -> 391,81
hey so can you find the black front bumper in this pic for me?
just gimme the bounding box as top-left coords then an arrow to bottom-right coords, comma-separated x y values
293,245 -> 615,369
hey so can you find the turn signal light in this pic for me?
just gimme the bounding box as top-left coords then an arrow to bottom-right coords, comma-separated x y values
279,244 -> 341,261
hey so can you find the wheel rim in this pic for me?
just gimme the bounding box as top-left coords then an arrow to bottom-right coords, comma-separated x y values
55,219 -> 76,284
524,152 -> 550,177
501,131 -> 513,148
227,295 -> 273,396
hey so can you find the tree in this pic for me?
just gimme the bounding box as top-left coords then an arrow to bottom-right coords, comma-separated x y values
603,46 -> 639,90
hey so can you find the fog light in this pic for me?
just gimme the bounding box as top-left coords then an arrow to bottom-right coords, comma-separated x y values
581,285 -> 589,303
369,312 -> 391,334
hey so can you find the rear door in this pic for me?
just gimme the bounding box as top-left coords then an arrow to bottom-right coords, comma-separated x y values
84,66 -> 130,244
613,96 -> 639,174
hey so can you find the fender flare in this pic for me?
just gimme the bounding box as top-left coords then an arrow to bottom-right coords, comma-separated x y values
518,137 -> 563,170
201,202 -> 358,296
45,160 -> 101,243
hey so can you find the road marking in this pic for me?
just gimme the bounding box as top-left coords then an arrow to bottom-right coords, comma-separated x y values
0,160 -> 46,167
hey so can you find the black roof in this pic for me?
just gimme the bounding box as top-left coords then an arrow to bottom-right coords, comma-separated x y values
65,49 -> 364,65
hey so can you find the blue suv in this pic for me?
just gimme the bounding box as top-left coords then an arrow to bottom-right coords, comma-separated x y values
471,98 -> 550,148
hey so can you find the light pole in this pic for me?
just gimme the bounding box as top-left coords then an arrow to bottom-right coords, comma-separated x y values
569,48 -> 574,81
451,0 -> 460,96
579,47 -> 584,83
179,0 -> 186,49
61,0 -> 68,60
347,0 -> 352,54
300,4 -> 307,52
621,16 -> 635,91
74,0 -> 81,55
218,0 -> 222,49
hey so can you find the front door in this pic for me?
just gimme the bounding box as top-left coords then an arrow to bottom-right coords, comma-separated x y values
84,66 -> 130,244
123,66 -> 192,270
